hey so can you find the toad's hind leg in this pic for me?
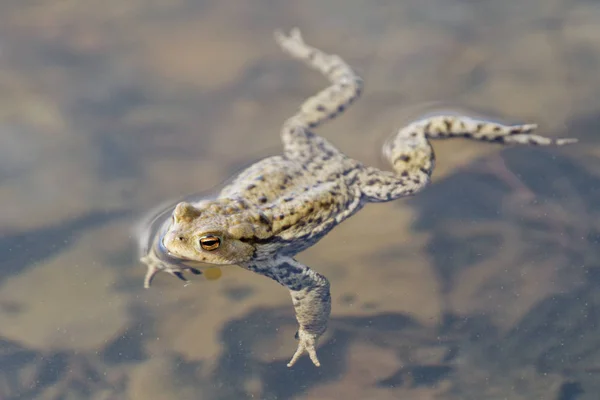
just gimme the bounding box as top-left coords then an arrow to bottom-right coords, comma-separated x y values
361,115 -> 578,202
275,28 -> 363,159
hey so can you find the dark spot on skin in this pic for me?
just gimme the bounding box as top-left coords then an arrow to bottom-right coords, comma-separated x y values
308,122 -> 318,128
258,214 -> 271,226
413,178 -> 421,185
476,123 -> 485,131
293,293 -> 306,302
279,185 -> 286,190
280,262 -> 303,275
493,125 -> 502,132
419,167 -> 429,175
283,197 -> 293,202
314,217 -> 323,224
410,132 -> 417,137
246,184 -> 256,190
528,139 -> 540,145
258,196 -> 268,204
288,283 -> 302,291
401,171 -> 409,177
444,119 -> 452,131
278,268 -> 291,279
337,105 -> 345,113
367,179 -> 379,186
307,207 -> 314,213
316,105 -> 326,112
399,155 -> 411,162
463,133 -> 472,138
278,214 -> 285,220
281,224 -> 291,230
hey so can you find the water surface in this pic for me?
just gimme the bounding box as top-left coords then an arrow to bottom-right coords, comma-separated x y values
1,1 -> 599,399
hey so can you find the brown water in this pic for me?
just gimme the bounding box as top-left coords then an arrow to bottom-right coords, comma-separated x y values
1,1 -> 600,399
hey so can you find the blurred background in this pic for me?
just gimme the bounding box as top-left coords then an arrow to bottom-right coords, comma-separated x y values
1,0 -> 599,399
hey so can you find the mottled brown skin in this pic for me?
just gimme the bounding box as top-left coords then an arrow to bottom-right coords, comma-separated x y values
141,28 -> 577,367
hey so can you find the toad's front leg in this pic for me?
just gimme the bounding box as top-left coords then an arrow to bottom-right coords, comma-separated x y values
245,257 -> 331,367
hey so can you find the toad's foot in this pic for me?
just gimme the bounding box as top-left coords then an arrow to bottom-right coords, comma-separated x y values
288,328 -> 322,367
141,253 -> 202,288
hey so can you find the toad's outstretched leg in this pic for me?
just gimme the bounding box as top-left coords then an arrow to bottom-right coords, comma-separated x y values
245,257 -> 331,368
275,28 -> 362,130
360,115 -> 578,202
275,28 -> 363,160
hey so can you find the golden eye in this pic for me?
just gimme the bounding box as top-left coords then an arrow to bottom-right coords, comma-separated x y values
199,235 -> 221,251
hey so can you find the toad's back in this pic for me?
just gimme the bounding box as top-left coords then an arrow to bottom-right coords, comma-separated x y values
218,153 -> 361,249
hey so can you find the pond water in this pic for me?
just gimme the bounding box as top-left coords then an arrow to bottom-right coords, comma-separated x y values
1,1 -> 600,399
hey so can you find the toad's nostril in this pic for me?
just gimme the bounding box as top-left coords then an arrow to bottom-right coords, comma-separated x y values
178,236 -> 184,241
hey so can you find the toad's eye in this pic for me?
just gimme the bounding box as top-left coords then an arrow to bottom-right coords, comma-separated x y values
199,235 -> 221,251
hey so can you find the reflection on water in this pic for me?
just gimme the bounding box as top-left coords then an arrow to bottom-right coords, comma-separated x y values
1,0 -> 600,399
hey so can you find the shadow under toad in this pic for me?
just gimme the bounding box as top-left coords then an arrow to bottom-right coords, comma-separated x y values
212,308 -> 435,399
408,147 -> 600,300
